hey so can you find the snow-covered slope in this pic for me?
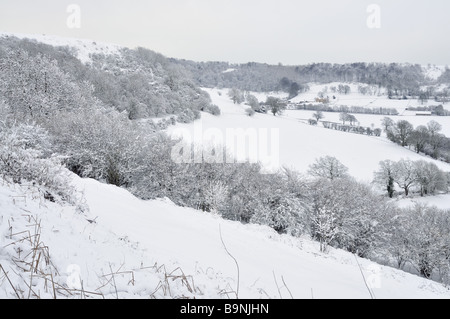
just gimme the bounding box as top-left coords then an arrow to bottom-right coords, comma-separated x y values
2,175 -> 450,299
0,32 -> 122,64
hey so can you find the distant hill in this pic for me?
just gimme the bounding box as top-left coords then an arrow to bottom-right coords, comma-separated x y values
173,59 -> 449,103
0,33 -> 216,125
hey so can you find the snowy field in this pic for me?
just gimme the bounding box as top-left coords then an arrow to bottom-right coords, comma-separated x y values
168,88 -> 450,184
2,174 -> 450,299
289,82 -> 450,112
395,194 -> 450,211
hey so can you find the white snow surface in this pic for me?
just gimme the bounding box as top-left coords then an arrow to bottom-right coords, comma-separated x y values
1,175 -> 450,299
222,68 -> 236,73
395,194 -> 450,211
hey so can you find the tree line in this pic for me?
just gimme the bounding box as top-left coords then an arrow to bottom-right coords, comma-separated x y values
374,159 -> 449,198
174,60 -> 430,96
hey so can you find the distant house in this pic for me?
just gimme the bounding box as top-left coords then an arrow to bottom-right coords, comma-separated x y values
415,111 -> 432,116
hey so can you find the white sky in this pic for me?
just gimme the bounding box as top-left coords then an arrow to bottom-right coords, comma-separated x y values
0,0 -> 449,65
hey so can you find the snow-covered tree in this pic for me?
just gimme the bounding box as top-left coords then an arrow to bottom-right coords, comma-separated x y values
266,96 -> 286,116
228,88 -> 245,104
312,111 -> 324,122
395,205 -> 450,279
395,120 -> 414,147
306,178 -> 390,256
201,180 -> 229,214
413,161 -> 447,196
250,193 -> 304,236
373,160 -> 396,198
308,156 -> 349,181
48,106 -> 145,187
408,125 -> 430,154
0,124 -> 76,204
245,93 -> 260,110
392,159 -> 416,196
426,121 -> 445,159
0,48 -> 93,121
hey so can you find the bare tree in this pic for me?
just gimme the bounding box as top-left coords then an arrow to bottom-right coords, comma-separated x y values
312,111 -> 324,122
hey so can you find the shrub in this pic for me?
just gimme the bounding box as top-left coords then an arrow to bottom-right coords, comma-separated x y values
246,108 -> 256,117
0,124 -> 76,204
205,104 -> 221,116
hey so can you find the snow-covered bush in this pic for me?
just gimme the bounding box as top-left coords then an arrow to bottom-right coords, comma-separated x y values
0,48 -> 94,121
204,104 -> 221,116
177,108 -> 201,124
0,124 -> 76,204
250,195 -> 304,236
388,204 -> 450,281
200,180 -> 229,214
306,178 -> 391,256
48,107 -> 145,187
246,108 -> 256,117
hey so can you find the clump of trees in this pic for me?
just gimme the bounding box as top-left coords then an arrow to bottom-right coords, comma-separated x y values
265,97 -> 287,116
382,118 -> 450,161
386,204 -> 450,280
279,77 -> 310,98
374,159 -> 448,197
0,122 -> 79,206
0,36 -> 218,126
306,157 -> 450,283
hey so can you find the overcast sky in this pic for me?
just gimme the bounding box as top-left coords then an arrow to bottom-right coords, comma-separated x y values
1,0 -> 449,65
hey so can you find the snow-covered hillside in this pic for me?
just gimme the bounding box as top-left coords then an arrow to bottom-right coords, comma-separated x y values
0,32 -> 122,64
1,174 -> 450,299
